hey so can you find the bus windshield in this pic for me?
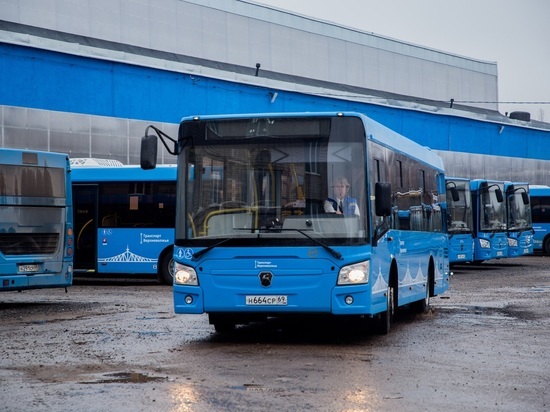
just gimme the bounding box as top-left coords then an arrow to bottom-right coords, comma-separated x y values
506,184 -> 532,231
480,183 -> 506,232
0,163 -> 67,255
178,116 -> 368,245
446,179 -> 473,234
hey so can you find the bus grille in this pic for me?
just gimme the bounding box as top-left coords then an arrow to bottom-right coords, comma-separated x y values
0,233 -> 60,255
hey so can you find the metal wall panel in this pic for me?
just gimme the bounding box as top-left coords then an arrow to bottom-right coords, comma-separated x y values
51,131 -> 90,157
4,127 -> 48,151
437,151 -> 550,186
0,106 -> 178,165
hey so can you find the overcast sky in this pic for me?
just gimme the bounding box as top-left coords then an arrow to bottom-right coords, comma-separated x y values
252,0 -> 550,122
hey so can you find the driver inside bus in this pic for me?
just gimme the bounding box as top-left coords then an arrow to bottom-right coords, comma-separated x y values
324,176 -> 360,216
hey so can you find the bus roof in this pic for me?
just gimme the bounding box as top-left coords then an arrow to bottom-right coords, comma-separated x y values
71,164 -> 176,183
529,185 -> 550,195
0,148 -> 69,168
70,158 -> 125,167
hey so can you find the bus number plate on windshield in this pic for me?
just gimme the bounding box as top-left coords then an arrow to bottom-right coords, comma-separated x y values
19,264 -> 39,273
246,295 -> 287,306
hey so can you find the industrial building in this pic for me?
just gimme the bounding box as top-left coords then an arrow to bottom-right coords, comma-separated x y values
1,0 -> 549,183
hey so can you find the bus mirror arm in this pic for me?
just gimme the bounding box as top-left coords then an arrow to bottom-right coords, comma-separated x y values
141,125 -> 179,170
372,218 -> 390,247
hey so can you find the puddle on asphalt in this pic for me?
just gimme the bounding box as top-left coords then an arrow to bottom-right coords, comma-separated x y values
79,372 -> 168,384
231,385 -> 286,393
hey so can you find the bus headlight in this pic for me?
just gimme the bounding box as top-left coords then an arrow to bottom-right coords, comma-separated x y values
479,239 -> 491,249
508,238 -> 518,247
174,263 -> 198,285
337,261 -> 369,285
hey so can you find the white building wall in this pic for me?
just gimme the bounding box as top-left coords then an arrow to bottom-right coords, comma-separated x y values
0,0 -> 499,110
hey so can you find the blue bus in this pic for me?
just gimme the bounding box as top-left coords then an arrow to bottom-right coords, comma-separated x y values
141,112 -> 451,334
470,179 -> 508,262
504,182 -> 533,257
0,148 -> 74,291
445,177 -> 474,264
529,185 -> 550,255
71,164 -> 176,284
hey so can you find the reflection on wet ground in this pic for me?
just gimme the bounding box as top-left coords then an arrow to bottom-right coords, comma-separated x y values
79,372 -> 168,384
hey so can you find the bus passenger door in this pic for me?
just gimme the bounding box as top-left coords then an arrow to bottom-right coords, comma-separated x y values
73,184 -> 98,272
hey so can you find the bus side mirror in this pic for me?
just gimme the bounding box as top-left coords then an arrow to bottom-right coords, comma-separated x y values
375,182 -> 392,217
450,187 -> 460,202
495,188 -> 504,203
521,192 -> 529,205
141,134 -> 158,170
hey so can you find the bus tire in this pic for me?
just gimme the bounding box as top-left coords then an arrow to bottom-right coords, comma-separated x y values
544,237 -> 550,256
209,314 -> 236,334
412,262 -> 432,314
412,282 -> 430,314
159,248 -> 174,285
376,285 -> 394,335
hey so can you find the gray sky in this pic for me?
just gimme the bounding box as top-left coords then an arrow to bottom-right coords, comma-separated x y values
252,0 -> 550,122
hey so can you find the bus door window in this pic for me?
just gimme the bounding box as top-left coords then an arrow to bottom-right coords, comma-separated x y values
73,184 -> 98,270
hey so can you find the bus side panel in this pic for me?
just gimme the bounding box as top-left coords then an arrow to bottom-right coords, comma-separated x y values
530,189 -> 550,253
532,224 -> 548,252
392,231 -> 448,304
96,228 -> 173,274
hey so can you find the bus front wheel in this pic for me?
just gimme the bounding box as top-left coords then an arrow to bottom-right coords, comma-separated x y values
159,248 -> 174,285
209,314 -> 236,334
376,285 -> 395,335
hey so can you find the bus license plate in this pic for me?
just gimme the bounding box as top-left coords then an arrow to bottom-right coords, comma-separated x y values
246,295 -> 287,306
19,264 -> 40,273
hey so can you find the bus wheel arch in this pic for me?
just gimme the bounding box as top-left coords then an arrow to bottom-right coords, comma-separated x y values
543,236 -> 550,256
376,260 -> 398,335
412,258 -> 433,314
158,246 -> 174,284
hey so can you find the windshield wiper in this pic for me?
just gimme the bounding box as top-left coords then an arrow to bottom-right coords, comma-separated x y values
192,238 -> 232,260
224,227 -> 343,260
285,228 -> 343,260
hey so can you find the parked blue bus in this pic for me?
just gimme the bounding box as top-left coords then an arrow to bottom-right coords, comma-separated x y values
71,164 -> 176,284
1,148 -> 74,291
470,179 -> 508,262
529,185 -> 550,255
445,177 -> 474,264
141,112 -> 451,334
504,182 -> 533,257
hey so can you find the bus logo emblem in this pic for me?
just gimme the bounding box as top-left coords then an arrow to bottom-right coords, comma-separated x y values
259,272 -> 273,287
